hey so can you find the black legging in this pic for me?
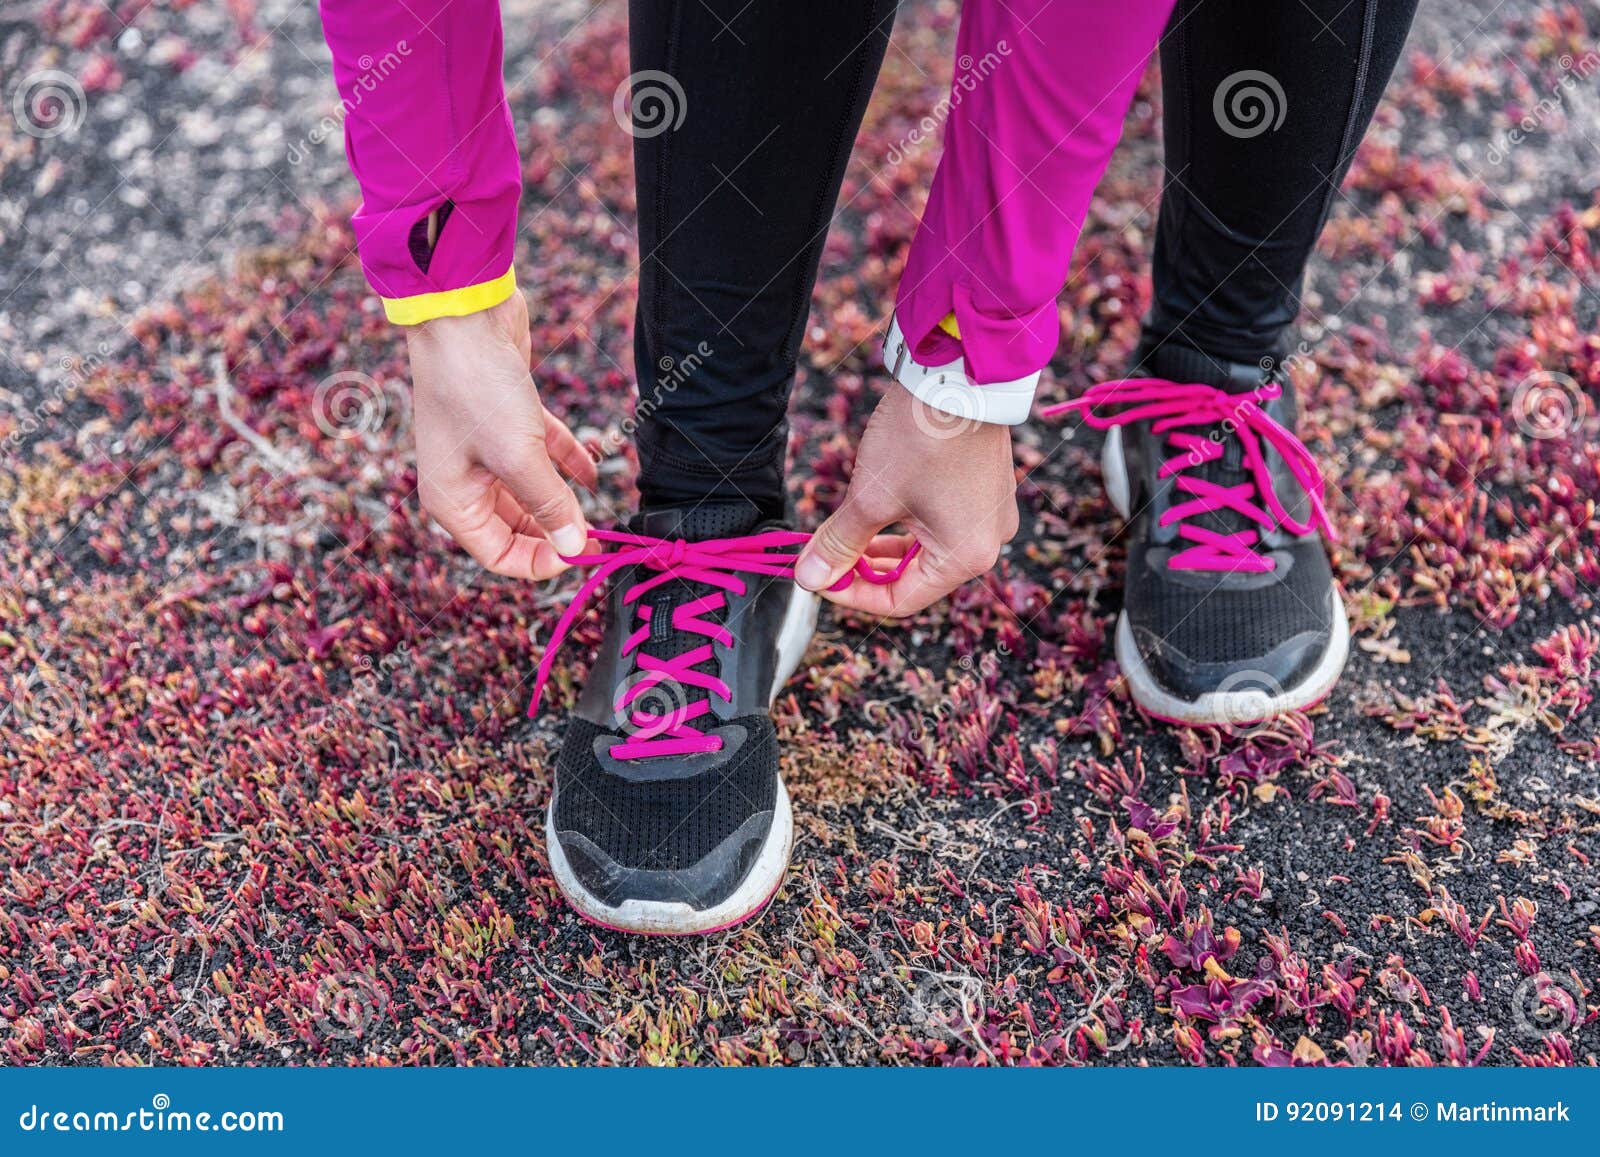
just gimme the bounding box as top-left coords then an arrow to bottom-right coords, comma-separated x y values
1146,0 -> 1420,365
631,0 -> 1419,512
629,0 -> 898,517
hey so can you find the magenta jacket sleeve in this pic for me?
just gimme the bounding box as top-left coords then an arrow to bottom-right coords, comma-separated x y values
318,0 -> 523,324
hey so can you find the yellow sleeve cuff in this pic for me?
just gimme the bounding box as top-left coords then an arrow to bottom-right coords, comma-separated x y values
937,311 -> 961,340
380,266 -> 518,325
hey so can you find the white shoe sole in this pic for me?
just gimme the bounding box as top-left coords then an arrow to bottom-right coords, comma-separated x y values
1101,426 -> 1349,726
1114,605 -> 1350,726
546,584 -> 818,935
546,781 -> 795,936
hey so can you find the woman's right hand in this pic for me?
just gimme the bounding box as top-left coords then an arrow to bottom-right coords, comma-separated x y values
407,292 -> 597,580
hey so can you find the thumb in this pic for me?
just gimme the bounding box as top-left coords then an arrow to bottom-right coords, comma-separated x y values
796,496 -> 886,592
482,431 -> 589,558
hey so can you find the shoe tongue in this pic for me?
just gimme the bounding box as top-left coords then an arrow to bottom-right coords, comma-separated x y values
1133,345 -> 1285,554
628,499 -> 765,543
1137,342 -> 1271,396
616,501 -> 764,725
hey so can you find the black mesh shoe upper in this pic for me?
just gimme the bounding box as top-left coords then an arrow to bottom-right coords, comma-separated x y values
552,716 -> 778,908
1119,342 -> 1337,702
548,499 -> 794,911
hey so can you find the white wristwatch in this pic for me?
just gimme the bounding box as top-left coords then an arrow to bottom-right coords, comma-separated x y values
883,313 -> 1042,426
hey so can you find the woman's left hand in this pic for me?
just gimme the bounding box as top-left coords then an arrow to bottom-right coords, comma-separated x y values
794,384 -> 1019,617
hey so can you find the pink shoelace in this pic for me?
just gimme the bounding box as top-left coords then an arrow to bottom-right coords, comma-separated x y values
1041,378 -> 1331,573
527,529 -> 918,760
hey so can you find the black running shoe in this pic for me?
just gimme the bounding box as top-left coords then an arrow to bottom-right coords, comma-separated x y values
1045,344 -> 1347,726
531,500 -> 818,934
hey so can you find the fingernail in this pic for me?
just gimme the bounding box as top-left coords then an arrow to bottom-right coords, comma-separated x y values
794,553 -> 833,591
551,524 -> 586,556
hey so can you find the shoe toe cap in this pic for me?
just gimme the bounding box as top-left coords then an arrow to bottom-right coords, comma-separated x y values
1137,623 -> 1334,705
551,806 -> 774,913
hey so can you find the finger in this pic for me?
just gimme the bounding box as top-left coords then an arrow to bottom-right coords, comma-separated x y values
491,484 -> 578,581
526,534 -> 573,581
857,533 -> 917,573
480,431 -> 589,557
816,548 -> 962,618
834,533 -> 920,589
542,409 -> 599,493
795,494 -> 894,592
429,490 -> 570,581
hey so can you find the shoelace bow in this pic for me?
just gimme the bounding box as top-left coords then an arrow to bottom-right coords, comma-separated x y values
1040,378 -> 1331,573
527,529 -> 918,759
